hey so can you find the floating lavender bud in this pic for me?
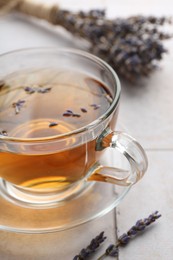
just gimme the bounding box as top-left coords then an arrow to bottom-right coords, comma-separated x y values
0,80 -> 5,89
81,108 -> 87,113
90,104 -> 101,110
12,100 -> 26,114
24,86 -> 52,94
49,122 -> 58,127
63,109 -> 81,118
66,109 -> 73,114
24,86 -> 35,94
0,130 -> 8,136
63,112 -> 72,117
72,113 -> 81,117
37,87 -> 51,93
94,105 -> 101,110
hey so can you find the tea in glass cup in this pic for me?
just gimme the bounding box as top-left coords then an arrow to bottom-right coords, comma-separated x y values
0,68 -> 117,189
0,48 -> 148,232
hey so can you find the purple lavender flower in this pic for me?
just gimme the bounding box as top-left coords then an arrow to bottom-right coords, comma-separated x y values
97,211 -> 161,259
73,232 -> 106,260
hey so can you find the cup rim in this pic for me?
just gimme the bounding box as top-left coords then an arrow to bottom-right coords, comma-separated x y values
0,47 -> 121,142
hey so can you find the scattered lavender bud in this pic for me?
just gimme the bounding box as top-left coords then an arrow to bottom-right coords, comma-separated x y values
49,122 -> 58,127
73,231 -> 106,260
81,108 -> 87,113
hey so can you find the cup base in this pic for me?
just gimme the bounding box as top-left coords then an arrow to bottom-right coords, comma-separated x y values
0,179 -> 131,233
0,179 -> 88,209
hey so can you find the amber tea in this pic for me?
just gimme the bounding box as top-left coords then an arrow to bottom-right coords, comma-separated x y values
0,69 -> 114,189
0,49 -> 149,234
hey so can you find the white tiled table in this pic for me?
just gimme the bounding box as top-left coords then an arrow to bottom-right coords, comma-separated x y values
0,0 -> 173,259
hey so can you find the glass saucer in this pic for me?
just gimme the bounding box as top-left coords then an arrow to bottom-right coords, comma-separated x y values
0,180 -> 131,234
0,123 -> 132,234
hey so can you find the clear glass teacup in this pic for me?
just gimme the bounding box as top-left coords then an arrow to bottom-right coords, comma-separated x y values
0,48 -> 148,232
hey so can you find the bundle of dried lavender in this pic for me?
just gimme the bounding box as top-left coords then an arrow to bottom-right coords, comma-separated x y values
0,0 -> 172,81
73,211 -> 161,260
53,10 -> 172,81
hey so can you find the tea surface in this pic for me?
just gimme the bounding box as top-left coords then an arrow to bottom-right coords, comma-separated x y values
0,69 -> 113,188
0,69 -> 112,139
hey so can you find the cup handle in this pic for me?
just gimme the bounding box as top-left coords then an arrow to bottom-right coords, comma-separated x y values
87,130 -> 148,186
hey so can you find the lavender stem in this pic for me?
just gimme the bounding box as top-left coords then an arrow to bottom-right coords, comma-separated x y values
97,211 -> 161,259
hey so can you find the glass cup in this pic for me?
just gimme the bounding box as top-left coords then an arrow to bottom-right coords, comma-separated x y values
0,48 -> 148,233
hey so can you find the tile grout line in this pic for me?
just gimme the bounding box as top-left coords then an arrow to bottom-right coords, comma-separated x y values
114,208 -> 119,260
114,147 -> 173,259
145,148 -> 173,152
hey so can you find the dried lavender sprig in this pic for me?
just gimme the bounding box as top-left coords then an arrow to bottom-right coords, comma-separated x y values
97,211 -> 161,259
73,231 -> 106,260
53,10 -> 172,81
0,2 -> 172,81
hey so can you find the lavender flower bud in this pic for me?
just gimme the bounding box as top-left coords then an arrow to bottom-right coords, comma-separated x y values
118,233 -> 131,245
106,244 -> 119,257
73,232 -> 106,260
